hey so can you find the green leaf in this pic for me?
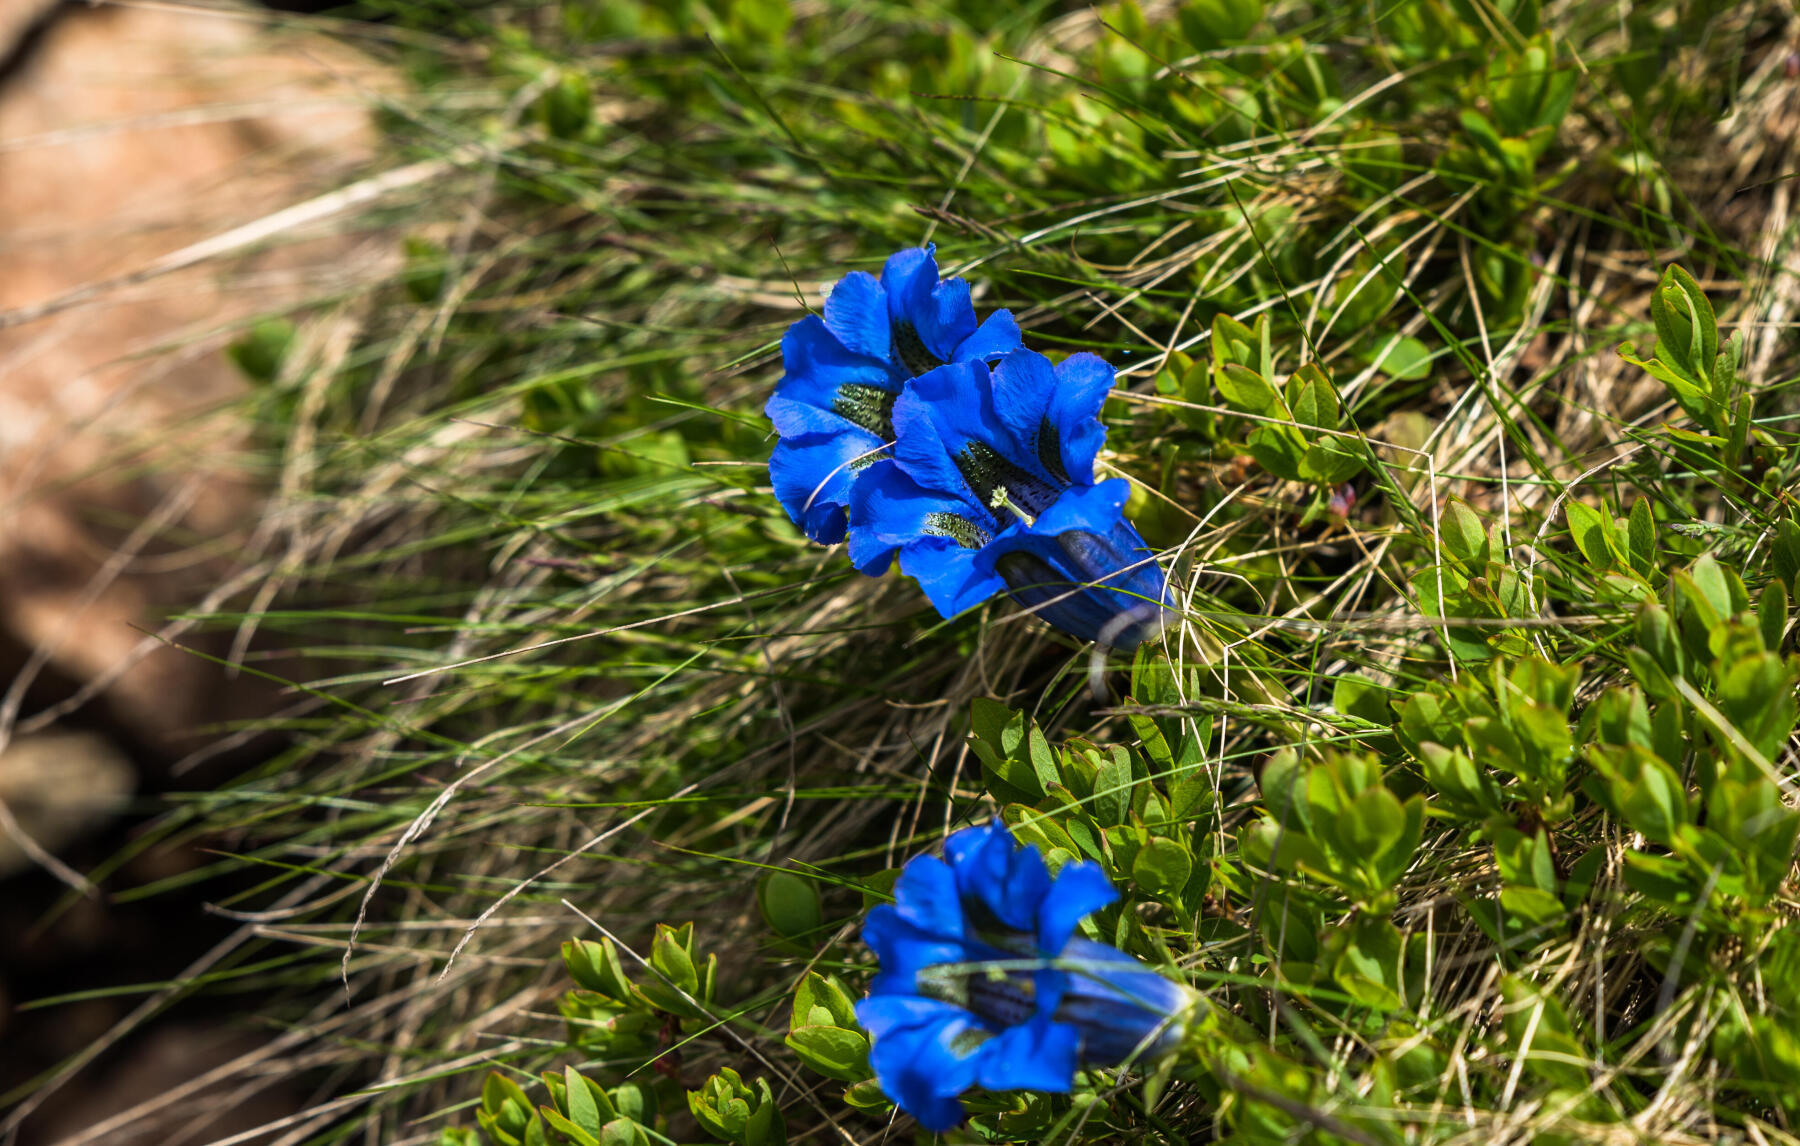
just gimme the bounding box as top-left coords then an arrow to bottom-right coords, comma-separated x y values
609,1083 -> 654,1127
1651,264 -> 1719,386
1621,752 -> 1688,845
969,700 -> 1050,803
1178,0 -> 1263,50
651,924 -> 697,994
688,1068 -> 784,1146
1170,769 -> 1214,822
1715,650 -> 1798,761
1760,580 -> 1788,652
1627,497 -> 1656,576
564,1066 -> 613,1133
1248,424 -> 1308,482
1685,552 -> 1745,623
1410,565 -> 1493,662
785,1025 -> 872,1083
596,1120 -> 649,1146
541,1106 -> 601,1146
1260,747 -> 1306,825
1494,826 -> 1557,894
1132,837 -> 1194,899
1621,850 -> 1698,906
1440,499 -> 1489,567
563,938 -> 635,1003
1216,362 -> 1281,417
636,922 -> 709,1015
969,697 -> 1022,764
227,318 -> 297,386
480,1073 -> 536,1146
1091,747 -> 1133,827
1458,108 -> 1506,160
1419,742 -> 1500,819
842,1078 -> 891,1112
1027,727 -> 1060,797
791,972 -> 858,1032
1332,675 -> 1392,726
1369,335 -> 1432,380
1564,499 -> 1613,571
1499,977 -> 1591,1091
1773,518 -> 1800,592
1288,364 -> 1338,429
1211,313 -> 1267,376
1330,916 -> 1406,1011
758,871 -> 823,944
1342,785 -> 1407,858
1129,712 -> 1173,772
1241,816 -> 1330,876
1302,437 -> 1364,484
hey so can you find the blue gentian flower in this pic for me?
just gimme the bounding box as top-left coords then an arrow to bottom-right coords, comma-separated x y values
848,347 -> 1170,648
765,246 -> 1021,544
855,823 -> 1194,1131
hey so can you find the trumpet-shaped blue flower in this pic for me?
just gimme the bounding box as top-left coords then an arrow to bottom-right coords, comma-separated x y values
855,823 -> 1194,1131
848,348 -> 1170,647
766,247 -> 1021,544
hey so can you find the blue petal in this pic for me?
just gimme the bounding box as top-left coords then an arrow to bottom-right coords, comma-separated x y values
855,993 -> 967,1040
769,430 -> 886,545
980,483 -> 1171,648
983,349 -> 1114,488
1029,477 -> 1130,537
890,361 -> 992,503
950,823 -> 1012,922
846,459 -> 990,577
985,348 -> 1058,468
995,836 -> 1052,934
944,823 -> 1007,869
898,537 -> 1007,620
881,246 -> 977,365
1044,353 -> 1115,484
975,1015 -> 1080,1094
856,996 -> 986,1132
952,309 -> 1023,364
862,906 -> 968,997
891,855 -> 967,940
765,316 -> 896,439
1036,860 -> 1118,956
879,246 -> 938,324
822,271 -> 891,362
915,276 -> 978,363
1055,936 -> 1192,1066
952,823 -> 1049,934
902,356 -> 1066,516
1067,522 -> 1166,613
1062,937 -> 1193,1016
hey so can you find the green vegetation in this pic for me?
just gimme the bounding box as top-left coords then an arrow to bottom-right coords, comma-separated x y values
17,0 -> 1800,1143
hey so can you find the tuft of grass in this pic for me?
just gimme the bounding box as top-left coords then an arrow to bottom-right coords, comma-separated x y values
12,1 -> 1800,1144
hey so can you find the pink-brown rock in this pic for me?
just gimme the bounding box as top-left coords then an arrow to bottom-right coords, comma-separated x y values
0,0 -> 385,759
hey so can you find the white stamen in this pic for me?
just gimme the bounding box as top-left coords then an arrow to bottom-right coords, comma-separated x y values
989,486 -> 1035,527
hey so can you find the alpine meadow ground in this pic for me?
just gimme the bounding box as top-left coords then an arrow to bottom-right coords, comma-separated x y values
11,1 -> 1800,1144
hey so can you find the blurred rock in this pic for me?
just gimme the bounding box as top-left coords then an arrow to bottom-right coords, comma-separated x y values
0,1 -> 56,58
0,0 -> 387,762
0,6 -> 389,1134
0,729 -> 133,877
